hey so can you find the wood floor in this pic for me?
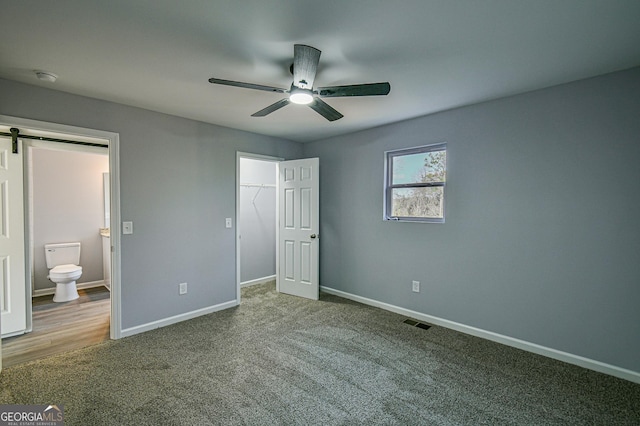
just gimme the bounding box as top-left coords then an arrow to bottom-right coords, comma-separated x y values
2,287 -> 110,368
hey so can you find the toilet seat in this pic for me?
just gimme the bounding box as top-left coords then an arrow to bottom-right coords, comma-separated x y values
49,264 -> 82,281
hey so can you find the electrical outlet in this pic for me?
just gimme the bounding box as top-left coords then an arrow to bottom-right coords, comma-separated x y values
225,218 -> 232,228
179,282 -> 187,295
412,280 -> 420,293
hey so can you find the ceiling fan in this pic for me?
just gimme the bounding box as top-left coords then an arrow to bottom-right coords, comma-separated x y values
208,44 -> 390,122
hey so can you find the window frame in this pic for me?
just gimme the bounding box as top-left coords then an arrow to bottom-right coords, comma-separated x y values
384,142 -> 447,223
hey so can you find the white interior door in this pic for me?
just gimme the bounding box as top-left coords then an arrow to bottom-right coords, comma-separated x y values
277,158 -> 319,300
0,136 -> 26,337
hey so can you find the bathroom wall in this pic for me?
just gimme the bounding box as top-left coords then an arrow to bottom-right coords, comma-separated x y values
239,158 -> 277,283
32,146 -> 109,292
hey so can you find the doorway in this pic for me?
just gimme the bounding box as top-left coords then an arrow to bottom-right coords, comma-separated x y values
28,141 -> 109,298
236,153 -> 281,302
0,115 -> 121,370
236,153 -> 320,303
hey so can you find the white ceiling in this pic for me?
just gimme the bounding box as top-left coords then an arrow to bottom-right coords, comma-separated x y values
2,1 -> 640,143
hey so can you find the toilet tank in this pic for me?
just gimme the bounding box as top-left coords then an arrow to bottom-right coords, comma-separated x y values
45,242 -> 81,268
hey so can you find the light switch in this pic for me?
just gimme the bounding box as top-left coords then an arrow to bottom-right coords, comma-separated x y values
225,218 -> 232,228
123,221 -> 133,234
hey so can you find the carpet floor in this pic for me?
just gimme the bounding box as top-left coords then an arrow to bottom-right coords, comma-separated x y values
1,282 -> 639,425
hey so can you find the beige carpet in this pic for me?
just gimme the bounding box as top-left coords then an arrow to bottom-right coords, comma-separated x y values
1,282 -> 639,425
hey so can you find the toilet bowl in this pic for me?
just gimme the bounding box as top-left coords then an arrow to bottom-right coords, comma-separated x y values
48,264 -> 83,302
45,242 -> 83,303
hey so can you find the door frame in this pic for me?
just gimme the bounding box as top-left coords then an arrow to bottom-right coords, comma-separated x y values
0,114 -> 123,340
235,152 -> 282,303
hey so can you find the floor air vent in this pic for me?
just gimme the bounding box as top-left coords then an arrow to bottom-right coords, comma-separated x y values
403,319 -> 432,330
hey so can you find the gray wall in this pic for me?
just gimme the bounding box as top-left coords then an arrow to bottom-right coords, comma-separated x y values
303,67 -> 640,373
239,158 -> 276,283
32,147 -> 109,291
4,66 -> 639,374
0,78 -> 302,329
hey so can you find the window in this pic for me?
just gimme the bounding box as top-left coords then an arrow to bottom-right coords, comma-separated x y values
384,143 -> 446,223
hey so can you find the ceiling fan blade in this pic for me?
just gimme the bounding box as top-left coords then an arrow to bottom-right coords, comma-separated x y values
251,98 -> 291,117
208,78 -> 287,94
309,98 -> 343,122
293,44 -> 321,90
317,82 -> 391,97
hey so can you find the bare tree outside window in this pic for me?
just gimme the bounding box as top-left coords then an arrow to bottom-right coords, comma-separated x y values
385,144 -> 446,222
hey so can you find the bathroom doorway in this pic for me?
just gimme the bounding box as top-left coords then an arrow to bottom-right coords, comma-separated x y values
236,153 -> 281,302
28,142 -> 109,298
0,115 -> 121,369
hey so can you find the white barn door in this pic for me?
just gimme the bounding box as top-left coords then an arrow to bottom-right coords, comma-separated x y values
277,158 -> 319,300
0,135 -> 26,337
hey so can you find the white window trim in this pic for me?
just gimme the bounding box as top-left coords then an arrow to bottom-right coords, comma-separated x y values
383,142 -> 447,223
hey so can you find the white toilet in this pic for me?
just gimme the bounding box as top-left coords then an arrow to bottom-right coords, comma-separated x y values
45,242 -> 83,303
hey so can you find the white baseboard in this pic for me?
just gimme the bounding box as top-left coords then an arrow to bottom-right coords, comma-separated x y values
32,280 -> 107,297
120,299 -> 238,338
320,285 -> 640,385
241,275 -> 276,288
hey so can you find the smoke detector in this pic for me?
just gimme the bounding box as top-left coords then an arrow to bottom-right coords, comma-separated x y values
35,71 -> 58,83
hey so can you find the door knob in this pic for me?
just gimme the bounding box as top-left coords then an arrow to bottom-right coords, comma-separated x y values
310,234 -> 317,239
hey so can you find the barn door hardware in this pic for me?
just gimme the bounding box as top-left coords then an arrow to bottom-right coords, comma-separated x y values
10,128 -> 19,154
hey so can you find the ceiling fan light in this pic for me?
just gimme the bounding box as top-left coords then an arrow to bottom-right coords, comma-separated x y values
289,89 -> 314,105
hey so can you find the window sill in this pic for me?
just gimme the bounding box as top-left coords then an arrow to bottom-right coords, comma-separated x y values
384,217 -> 445,224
